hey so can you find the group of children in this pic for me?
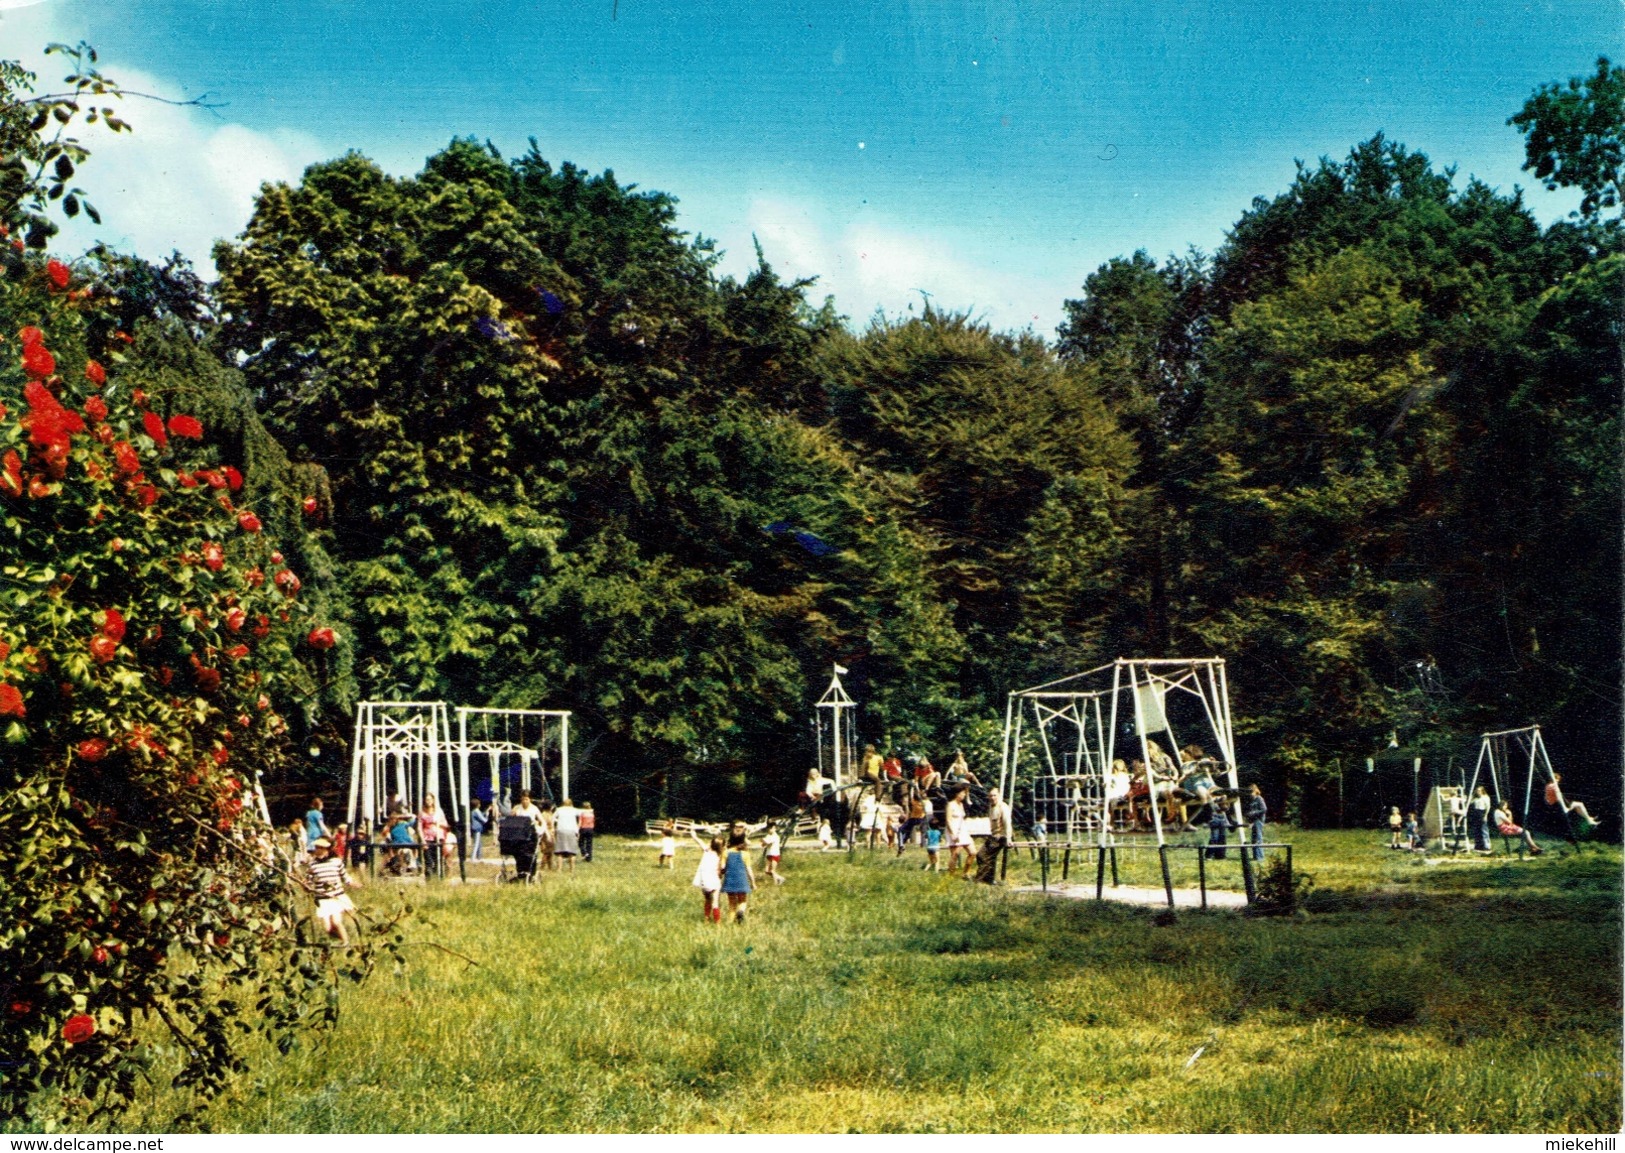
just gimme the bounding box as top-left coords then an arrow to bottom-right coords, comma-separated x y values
661,820 -> 781,925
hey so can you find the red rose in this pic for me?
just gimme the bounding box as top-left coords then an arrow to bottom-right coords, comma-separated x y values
0,641 -> 8,661
135,483 -> 159,508
257,694 -> 271,711
77,737 -> 109,762
224,466 -> 243,491
251,614 -> 270,638
167,414 -> 204,439
142,410 -> 168,449
0,683 -> 24,717
112,441 -> 140,477
18,326 -> 43,347
45,259 -> 70,290
243,568 -> 264,588
212,746 -> 229,766
307,627 -> 337,651
274,569 -> 302,596
237,511 -> 261,533
217,493 -> 234,512
225,607 -> 247,632
95,424 -> 114,445
92,946 -> 109,964
21,343 -> 55,378
89,635 -> 117,664
224,644 -> 249,660
270,551 -> 284,565
100,607 -> 126,643
28,477 -> 52,499
132,389 -> 147,407
61,1014 -> 96,1044
177,470 -> 197,487
201,542 -> 225,571
84,360 -> 107,386
83,395 -> 107,422
302,496 -> 318,515
198,469 -> 226,489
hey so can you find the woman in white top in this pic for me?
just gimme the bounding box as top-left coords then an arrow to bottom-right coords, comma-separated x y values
553,798 -> 580,872
945,787 -> 971,875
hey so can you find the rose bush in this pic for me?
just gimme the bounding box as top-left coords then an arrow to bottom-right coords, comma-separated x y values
0,253 -> 390,1126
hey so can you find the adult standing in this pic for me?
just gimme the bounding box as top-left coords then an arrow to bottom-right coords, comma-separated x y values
945,787 -> 972,876
1242,784 -> 1267,862
1468,786 -> 1493,853
973,788 -> 1011,883
506,790 -> 544,880
554,798 -> 581,873
579,802 -> 596,861
469,800 -> 490,860
418,796 -> 449,876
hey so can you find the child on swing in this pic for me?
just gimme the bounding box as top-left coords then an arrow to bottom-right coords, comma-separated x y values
1544,773 -> 1598,831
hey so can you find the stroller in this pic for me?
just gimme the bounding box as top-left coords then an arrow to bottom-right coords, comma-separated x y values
498,815 -> 539,882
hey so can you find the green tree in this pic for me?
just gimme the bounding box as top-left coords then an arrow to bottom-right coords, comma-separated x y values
1510,56 -> 1625,221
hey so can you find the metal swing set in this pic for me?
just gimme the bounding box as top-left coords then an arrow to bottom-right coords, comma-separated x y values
1466,724 -> 1591,844
344,700 -> 571,874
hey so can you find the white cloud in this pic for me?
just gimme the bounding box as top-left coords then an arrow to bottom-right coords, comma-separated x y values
1,19 -> 326,272
49,71 -> 326,271
739,196 -> 1056,332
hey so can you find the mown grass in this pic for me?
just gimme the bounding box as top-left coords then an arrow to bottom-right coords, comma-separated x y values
111,831 -> 1620,1133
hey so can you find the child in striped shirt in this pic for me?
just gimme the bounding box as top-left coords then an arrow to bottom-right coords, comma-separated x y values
307,837 -> 357,944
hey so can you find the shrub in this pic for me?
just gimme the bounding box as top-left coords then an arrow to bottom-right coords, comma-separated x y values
0,252 -> 385,1126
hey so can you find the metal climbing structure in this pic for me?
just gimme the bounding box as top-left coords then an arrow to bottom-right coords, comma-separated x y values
814,664 -> 858,788
997,657 -> 1243,848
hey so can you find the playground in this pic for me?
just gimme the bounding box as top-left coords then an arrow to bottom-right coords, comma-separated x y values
111,828 -> 1620,1133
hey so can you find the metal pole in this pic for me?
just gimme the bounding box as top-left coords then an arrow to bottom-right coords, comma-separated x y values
1159,844 -> 1175,908
560,713 -> 571,803
1096,844 -> 1107,899
1197,845 -> 1207,910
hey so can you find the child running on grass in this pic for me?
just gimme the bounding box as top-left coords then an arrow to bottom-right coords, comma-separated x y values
721,831 -> 756,924
691,833 -> 724,922
657,821 -> 676,868
762,824 -> 785,884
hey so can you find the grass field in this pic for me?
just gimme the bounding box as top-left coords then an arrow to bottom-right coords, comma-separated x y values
115,830 -> 1621,1133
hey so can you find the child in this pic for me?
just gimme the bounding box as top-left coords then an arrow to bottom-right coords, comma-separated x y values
332,822 -> 350,866
1494,801 -> 1544,856
306,836 -> 357,944
720,832 -> 756,924
924,823 -> 943,872
1545,773 -> 1598,831
658,821 -> 676,868
1032,815 -> 1048,844
692,834 -> 724,922
1388,806 -> 1403,849
1402,812 -> 1421,852
817,818 -> 834,851
762,824 -> 785,884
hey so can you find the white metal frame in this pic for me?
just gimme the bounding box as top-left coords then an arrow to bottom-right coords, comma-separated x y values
345,701 -> 572,856
997,657 -> 1243,848
815,665 -> 857,788
1467,724 -> 1558,826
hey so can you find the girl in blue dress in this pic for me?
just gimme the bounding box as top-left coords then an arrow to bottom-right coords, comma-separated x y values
721,831 -> 756,924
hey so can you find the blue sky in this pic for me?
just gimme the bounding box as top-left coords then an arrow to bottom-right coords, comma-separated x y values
1,0 -> 1616,333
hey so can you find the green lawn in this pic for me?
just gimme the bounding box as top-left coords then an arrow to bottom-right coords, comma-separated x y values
118,830 -> 1621,1133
